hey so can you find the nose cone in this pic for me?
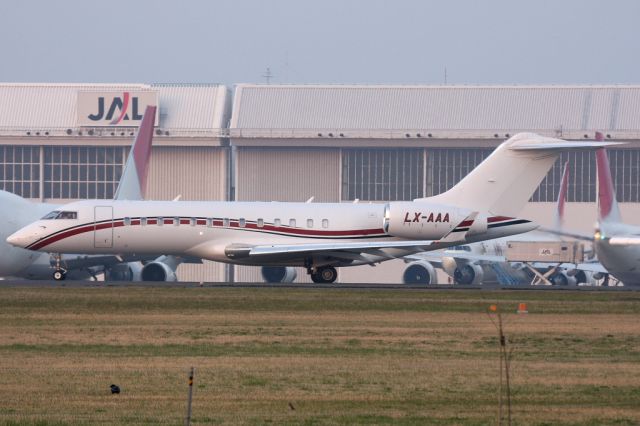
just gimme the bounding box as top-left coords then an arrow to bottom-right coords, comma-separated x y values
6,229 -> 31,249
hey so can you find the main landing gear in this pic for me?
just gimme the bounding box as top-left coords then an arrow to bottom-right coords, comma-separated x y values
309,266 -> 338,284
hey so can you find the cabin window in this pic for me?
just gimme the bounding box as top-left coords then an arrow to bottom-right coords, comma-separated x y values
322,219 -> 329,228
307,219 -> 314,228
223,218 -> 230,227
141,218 -> 147,226
289,218 -> 296,227
124,217 -> 131,226
274,218 -> 281,227
239,218 -> 246,228
257,218 -> 264,228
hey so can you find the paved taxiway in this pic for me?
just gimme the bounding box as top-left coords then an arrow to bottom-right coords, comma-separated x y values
0,279 -> 635,291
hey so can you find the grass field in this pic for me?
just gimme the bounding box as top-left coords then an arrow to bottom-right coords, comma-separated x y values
0,286 -> 639,425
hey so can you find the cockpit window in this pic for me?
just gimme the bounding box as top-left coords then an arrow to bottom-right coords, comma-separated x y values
42,211 -> 78,220
42,210 -> 61,220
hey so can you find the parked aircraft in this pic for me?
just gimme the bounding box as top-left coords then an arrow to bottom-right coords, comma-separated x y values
7,133 -> 616,283
558,140 -> 640,286
0,105 -> 185,281
402,161 -> 599,285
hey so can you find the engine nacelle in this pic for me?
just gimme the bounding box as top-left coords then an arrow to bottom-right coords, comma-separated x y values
105,262 -> 142,281
385,202 -> 473,239
548,271 -> 577,286
402,261 -> 437,285
453,263 -> 484,285
566,269 -> 597,285
141,261 -> 178,282
261,266 -> 297,283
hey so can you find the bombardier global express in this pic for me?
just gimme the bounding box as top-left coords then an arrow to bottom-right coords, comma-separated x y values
7,133 -> 616,283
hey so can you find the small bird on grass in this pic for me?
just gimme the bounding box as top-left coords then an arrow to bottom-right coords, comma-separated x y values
110,384 -> 121,394
288,402 -> 295,411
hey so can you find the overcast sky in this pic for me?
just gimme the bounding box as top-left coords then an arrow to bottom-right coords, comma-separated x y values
0,0 -> 638,85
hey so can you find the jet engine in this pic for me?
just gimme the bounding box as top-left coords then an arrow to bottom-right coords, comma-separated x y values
566,269 -> 597,285
261,266 -> 297,283
402,261 -> 437,284
453,264 -> 484,285
141,261 -> 178,282
548,271 -> 577,286
105,262 -> 142,281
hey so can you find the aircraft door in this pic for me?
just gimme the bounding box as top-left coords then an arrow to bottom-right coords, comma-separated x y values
94,206 -> 113,248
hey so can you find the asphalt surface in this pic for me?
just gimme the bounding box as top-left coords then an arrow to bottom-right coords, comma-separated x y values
0,279 -> 636,291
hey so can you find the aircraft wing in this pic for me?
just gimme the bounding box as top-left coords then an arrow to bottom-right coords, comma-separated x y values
403,251 -> 505,267
608,236 -> 640,246
248,240 -> 436,257
538,227 -> 593,241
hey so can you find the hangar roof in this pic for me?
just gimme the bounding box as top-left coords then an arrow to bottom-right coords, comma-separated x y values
231,84 -> 640,140
0,83 -> 230,138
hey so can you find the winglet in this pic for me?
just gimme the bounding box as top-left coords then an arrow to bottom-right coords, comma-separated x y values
114,105 -> 157,200
595,132 -> 621,223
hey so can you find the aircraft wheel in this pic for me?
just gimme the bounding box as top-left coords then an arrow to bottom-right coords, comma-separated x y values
53,269 -> 67,281
311,266 -> 338,284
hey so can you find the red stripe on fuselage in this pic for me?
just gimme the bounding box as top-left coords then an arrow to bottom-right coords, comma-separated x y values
26,217 -> 387,251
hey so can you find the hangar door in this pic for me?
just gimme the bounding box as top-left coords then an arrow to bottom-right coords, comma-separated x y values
94,206 -> 113,248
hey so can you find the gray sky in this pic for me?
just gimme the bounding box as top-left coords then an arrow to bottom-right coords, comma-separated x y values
1,0 -> 639,85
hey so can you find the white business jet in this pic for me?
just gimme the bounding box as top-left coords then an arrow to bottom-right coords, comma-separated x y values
0,106 -> 185,281
7,133 -> 615,283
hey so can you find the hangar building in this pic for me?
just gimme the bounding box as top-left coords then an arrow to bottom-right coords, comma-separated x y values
2,83 -> 640,282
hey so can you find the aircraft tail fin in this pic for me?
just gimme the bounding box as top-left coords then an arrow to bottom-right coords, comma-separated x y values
595,132 -> 622,224
114,105 -> 156,200
422,133 -> 619,217
553,160 -> 570,230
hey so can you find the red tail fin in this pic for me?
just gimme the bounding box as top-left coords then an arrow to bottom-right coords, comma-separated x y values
113,105 -> 156,200
595,132 -> 621,223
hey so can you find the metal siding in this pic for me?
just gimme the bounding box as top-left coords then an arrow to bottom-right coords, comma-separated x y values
177,261 -> 225,283
0,83 -> 229,135
235,148 -> 340,202
146,146 -> 228,201
232,84 -> 640,134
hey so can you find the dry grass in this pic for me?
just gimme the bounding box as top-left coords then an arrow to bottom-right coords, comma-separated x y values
0,287 -> 639,425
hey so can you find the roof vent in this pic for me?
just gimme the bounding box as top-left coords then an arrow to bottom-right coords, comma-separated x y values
317,133 -> 322,137
405,133 -> 411,138
26,131 -> 31,136
416,133 -> 422,137
328,133 -> 334,137
428,133 -> 433,138
66,129 -> 72,135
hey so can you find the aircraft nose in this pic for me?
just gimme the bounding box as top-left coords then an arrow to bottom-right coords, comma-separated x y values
6,230 -> 29,248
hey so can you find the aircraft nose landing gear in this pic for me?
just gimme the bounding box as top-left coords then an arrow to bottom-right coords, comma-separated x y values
51,253 -> 67,281
310,266 -> 338,284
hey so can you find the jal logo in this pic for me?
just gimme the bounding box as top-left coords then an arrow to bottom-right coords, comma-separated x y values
403,212 -> 450,223
88,92 -> 144,125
